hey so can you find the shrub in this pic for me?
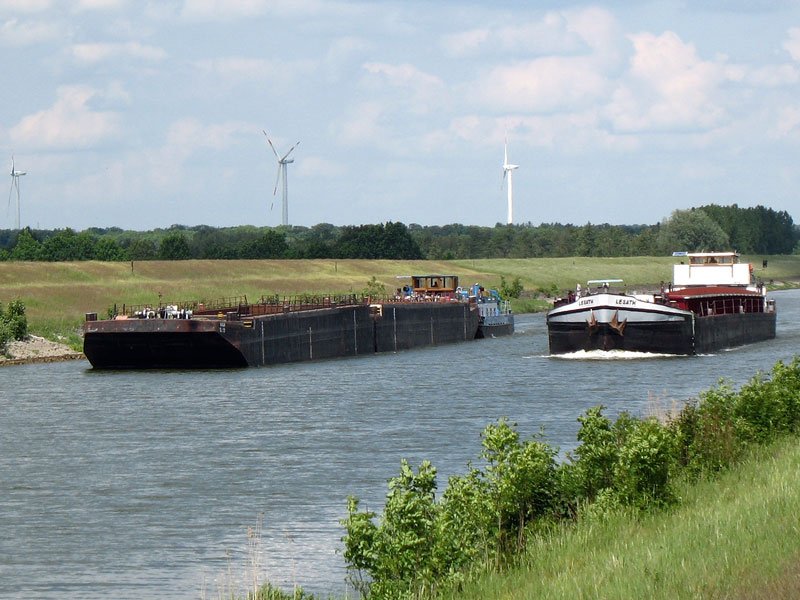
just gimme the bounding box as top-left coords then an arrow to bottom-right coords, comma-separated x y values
342,460 -> 440,599
613,417 -> 676,508
479,419 -> 559,550
569,407 -> 676,510
342,421 -> 560,598
0,300 -> 28,351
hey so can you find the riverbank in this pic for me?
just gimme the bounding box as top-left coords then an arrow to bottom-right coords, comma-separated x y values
0,335 -> 84,366
445,435 -> 800,600
1,256 -> 798,344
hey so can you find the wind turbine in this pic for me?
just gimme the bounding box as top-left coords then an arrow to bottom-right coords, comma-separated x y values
502,138 -> 519,225
8,156 -> 26,230
263,130 -> 300,226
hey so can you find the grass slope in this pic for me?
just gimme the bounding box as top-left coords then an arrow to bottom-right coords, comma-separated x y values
447,437 -> 800,600
1,255 -> 798,345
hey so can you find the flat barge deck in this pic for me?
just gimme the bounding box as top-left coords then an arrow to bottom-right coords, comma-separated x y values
84,292 -> 481,369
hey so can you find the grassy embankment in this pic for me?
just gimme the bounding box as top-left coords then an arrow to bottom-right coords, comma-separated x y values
447,435 -> 800,600
1,255 -> 798,348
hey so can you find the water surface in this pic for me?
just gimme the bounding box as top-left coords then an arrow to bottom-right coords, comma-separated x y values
1,289 -> 798,598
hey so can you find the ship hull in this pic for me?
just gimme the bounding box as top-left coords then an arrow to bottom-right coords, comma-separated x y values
693,312 -> 776,354
84,301 -> 479,369
546,293 -> 776,355
476,315 -> 515,339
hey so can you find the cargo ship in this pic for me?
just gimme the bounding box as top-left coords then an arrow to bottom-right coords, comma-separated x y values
83,275 -> 481,369
546,252 -> 776,355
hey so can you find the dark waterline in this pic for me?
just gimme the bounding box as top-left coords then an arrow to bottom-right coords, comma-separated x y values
1,289 -> 799,599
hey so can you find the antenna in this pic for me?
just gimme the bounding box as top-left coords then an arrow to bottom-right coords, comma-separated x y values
8,155 -> 26,230
501,137 -> 518,225
263,130 -> 300,226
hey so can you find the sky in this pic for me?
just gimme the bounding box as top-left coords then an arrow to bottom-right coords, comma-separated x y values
1,0 -> 800,232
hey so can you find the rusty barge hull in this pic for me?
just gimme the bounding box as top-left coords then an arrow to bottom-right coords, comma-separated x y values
83,302 -> 480,369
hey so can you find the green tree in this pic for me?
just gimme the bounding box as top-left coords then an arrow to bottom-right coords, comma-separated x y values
237,230 -> 288,259
41,228 -> 96,261
334,222 -> 422,259
158,232 -> 191,260
10,228 -> 42,261
657,208 -> 730,253
126,238 -> 158,260
93,237 -> 126,261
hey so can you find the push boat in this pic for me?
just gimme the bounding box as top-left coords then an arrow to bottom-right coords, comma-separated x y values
465,284 -> 514,338
546,252 -> 776,355
83,274 -> 493,369
397,276 -> 514,338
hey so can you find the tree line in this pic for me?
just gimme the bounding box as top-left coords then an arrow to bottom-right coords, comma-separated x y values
0,204 -> 797,262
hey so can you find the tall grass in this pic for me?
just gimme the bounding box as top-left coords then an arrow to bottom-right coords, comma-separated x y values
444,437 -> 800,600
1,255 -> 797,343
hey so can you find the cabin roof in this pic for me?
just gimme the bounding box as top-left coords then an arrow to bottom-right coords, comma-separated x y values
667,286 -> 761,299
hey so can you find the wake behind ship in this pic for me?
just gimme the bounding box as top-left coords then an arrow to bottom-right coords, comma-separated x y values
546,252 -> 776,355
83,275 -> 508,369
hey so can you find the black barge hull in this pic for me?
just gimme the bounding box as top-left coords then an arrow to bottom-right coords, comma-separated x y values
547,312 -> 776,355
84,302 -> 480,369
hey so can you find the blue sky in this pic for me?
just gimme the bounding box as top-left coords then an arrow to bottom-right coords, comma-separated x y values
2,0 -> 799,231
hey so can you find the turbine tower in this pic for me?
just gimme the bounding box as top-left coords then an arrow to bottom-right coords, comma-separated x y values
502,138 -> 518,225
263,130 -> 300,226
8,156 -> 26,230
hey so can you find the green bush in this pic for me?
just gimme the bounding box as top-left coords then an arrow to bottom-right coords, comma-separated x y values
342,420 -> 560,598
499,276 -> 523,299
342,360 -> 800,599
0,300 -> 28,351
613,417 -> 676,508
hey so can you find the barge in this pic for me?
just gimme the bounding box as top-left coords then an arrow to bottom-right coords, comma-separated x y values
546,252 -> 776,355
84,276 -> 481,369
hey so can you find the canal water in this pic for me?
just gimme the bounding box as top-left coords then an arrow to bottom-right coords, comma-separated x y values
2,289 -> 799,599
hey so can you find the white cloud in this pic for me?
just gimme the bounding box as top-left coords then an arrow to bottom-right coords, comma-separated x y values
604,31 -> 729,132
783,26 -> 800,61
335,102 -> 386,146
441,28 -> 489,57
477,56 -> 609,113
441,7 -> 619,61
164,117 -> 251,150
9,85 -> 123,149
744,64 -> 799,86
0,0 -> 51,13
362,62 -> 446,114
180,0 -> 338,20
74,0 -> 126,10
181,0 -> 268,19
298,155 -> 345,178
0,17 -> 61,45
771,105 -> 800,138
192,56 -> 315,87
71,41 -> 167,63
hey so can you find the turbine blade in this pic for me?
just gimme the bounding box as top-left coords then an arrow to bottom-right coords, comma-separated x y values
263,130 -> 280,158
273,166 -> 282,196
281,140 -> 300,161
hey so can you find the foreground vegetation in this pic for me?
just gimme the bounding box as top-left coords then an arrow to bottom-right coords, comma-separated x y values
336,358 -> 800,599
445,435 -> 800,600
1,255 -> 798,347
236,357 -> 800,600
0,299 -> 27,352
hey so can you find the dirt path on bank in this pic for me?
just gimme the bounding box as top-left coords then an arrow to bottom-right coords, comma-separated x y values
0,336 -> 84,366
